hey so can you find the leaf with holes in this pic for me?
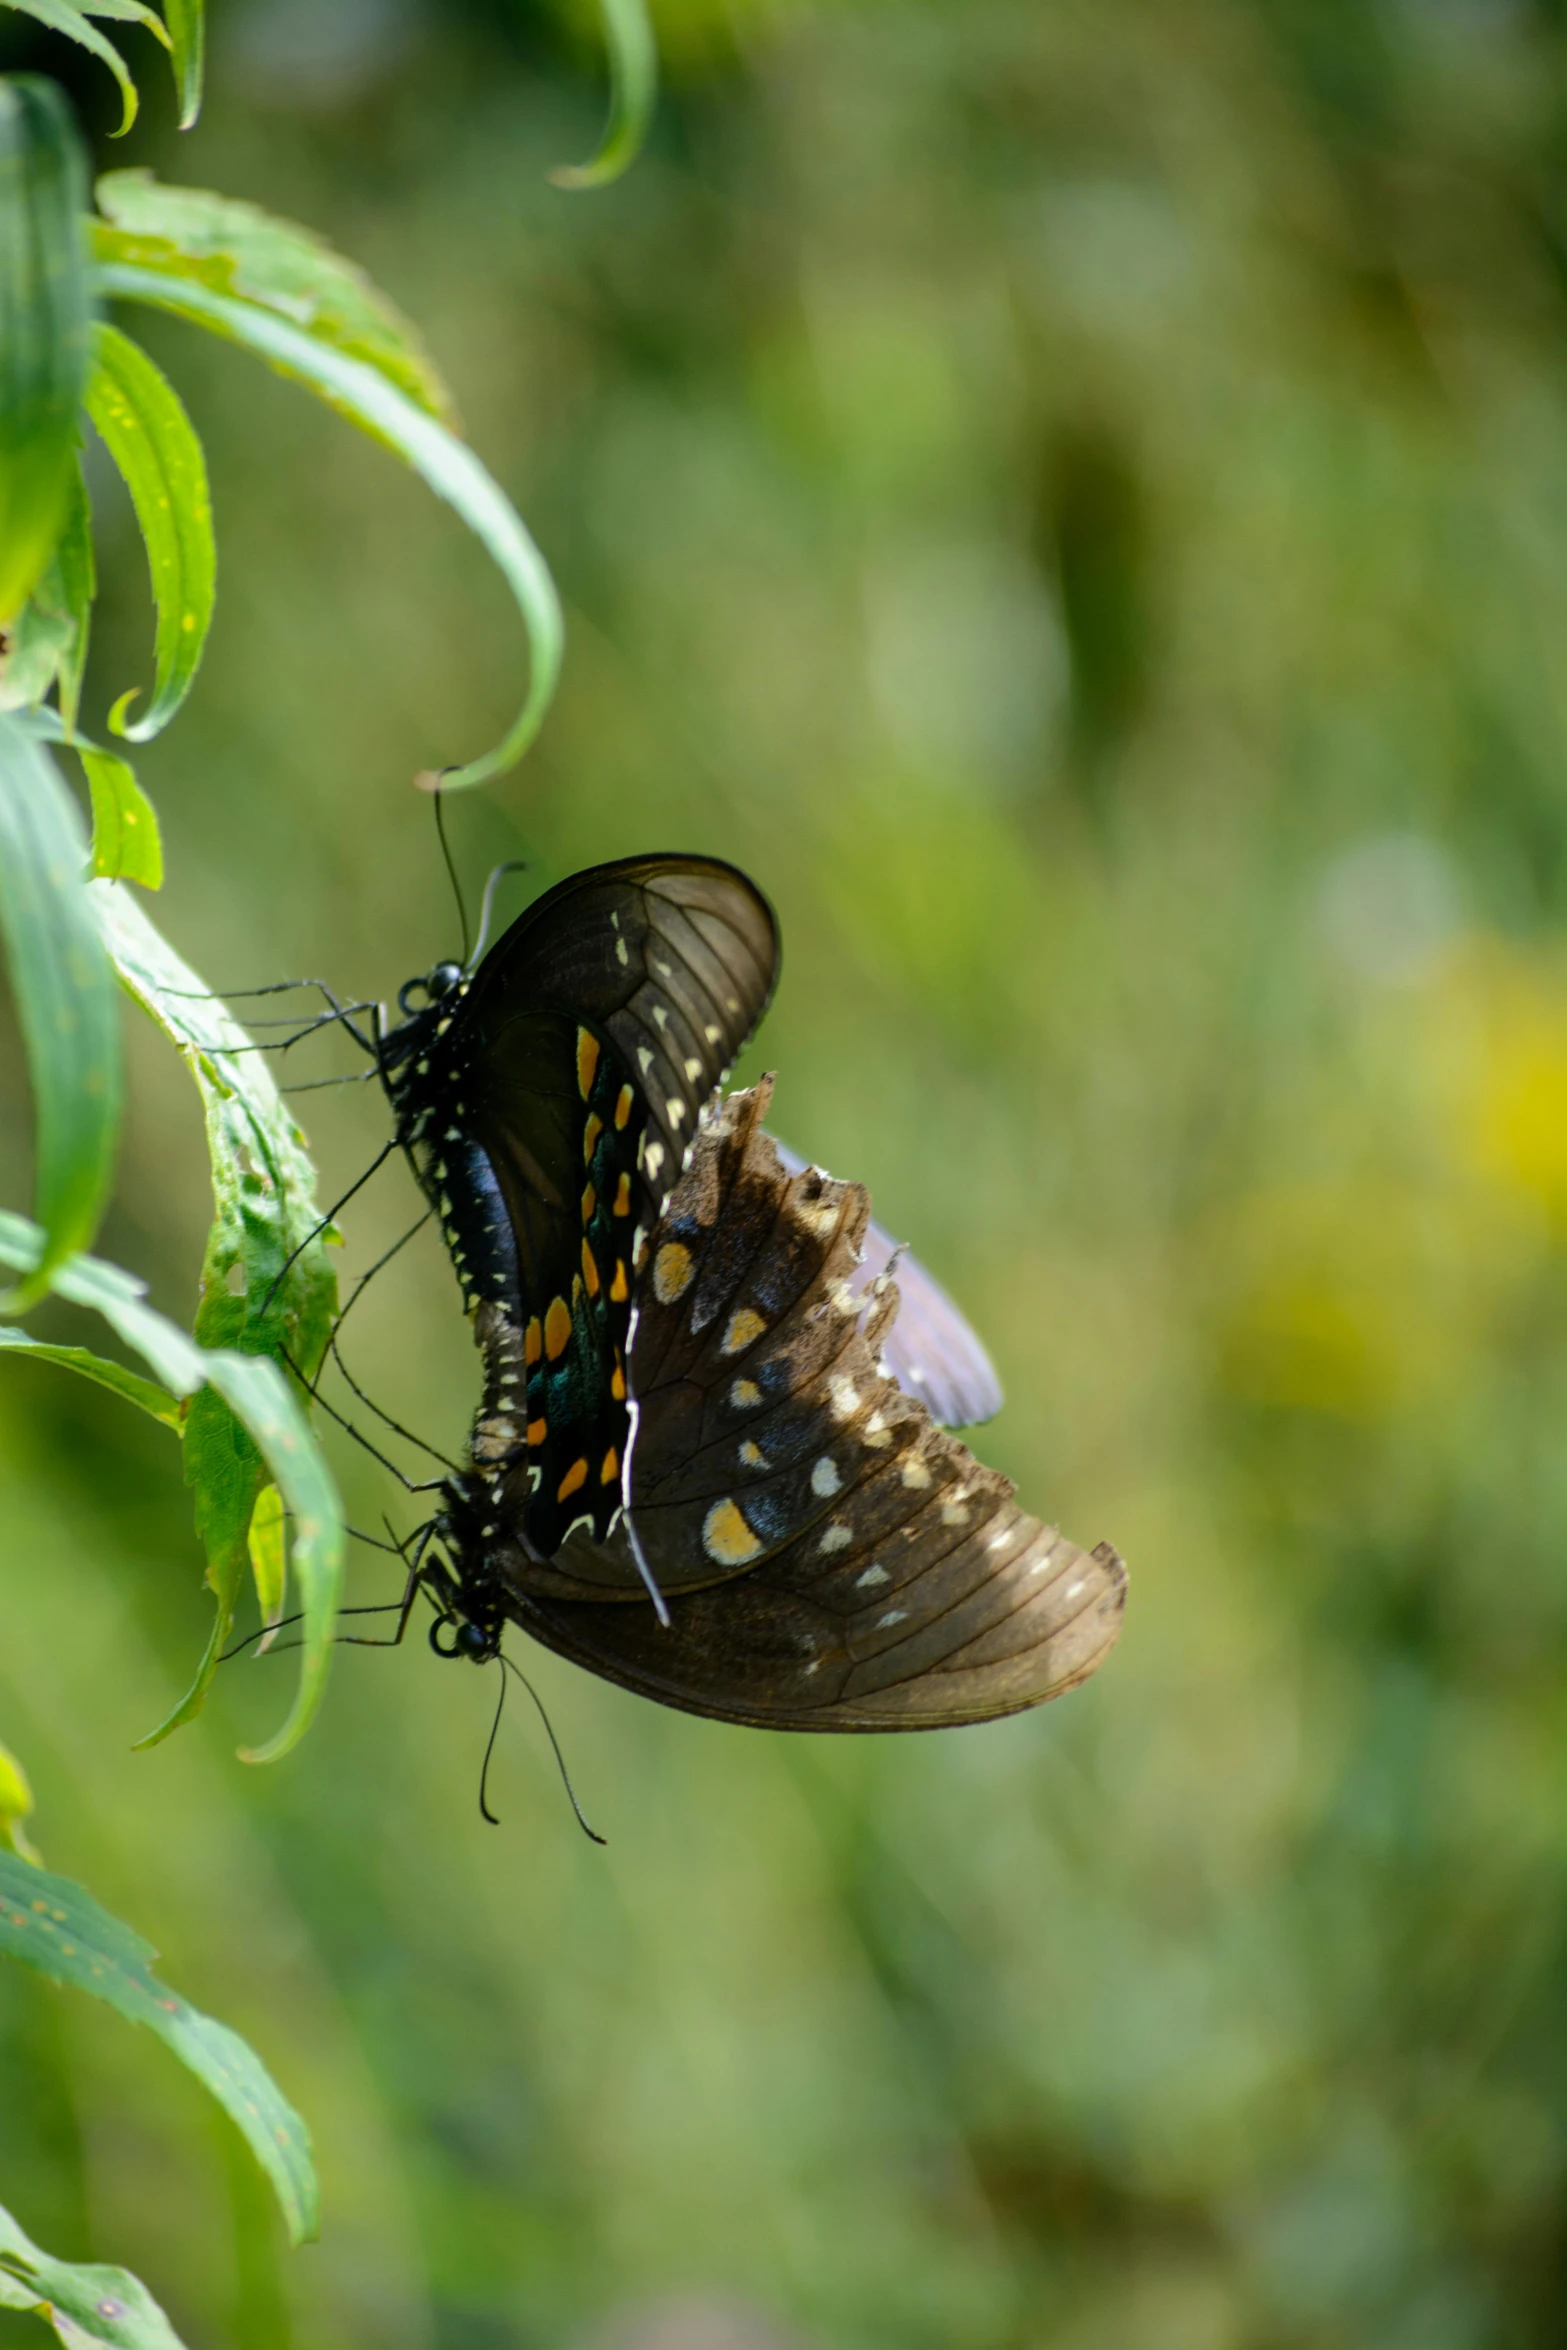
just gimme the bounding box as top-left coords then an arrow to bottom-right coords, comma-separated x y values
0,2200 -> 187,2348
551,0 -> 658,191
0,719 -> 122,1312
95,168 -> 455,421
93,251 -> 562,789
0,1853 -> 318,2245
85,323 -> 214,744
86,882 -> 341,1745
0,77 -> 95,622
0,1207 -> 345,1761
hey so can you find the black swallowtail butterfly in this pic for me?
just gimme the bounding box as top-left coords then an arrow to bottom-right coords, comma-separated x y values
377,855 -> 1125,1726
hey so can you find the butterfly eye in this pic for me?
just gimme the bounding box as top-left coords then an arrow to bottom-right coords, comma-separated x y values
429,961 -> 463,997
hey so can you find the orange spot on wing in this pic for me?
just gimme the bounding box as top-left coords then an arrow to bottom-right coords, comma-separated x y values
611,1361 -> 626,1400
576,1027 -> 601,1100
610,1259 -> 629,1303
581,1182 -> 597,1222
525,1316 -> 542,1366
600,1446 -> 619,1484
583,1112 -> 604,1163
527,1418 -> 546,1446
544,1296 -> 572,1360
581,1238 -> 600,1296
613,1171 -> 632,1216
557,1457 -> 588,1503
614,1083 -> 634,1129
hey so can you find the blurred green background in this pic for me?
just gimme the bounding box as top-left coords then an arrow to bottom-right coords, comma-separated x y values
7,0 -> 1567,2341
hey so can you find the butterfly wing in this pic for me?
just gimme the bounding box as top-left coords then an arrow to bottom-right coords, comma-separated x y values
452,857 -> 779,1555
495,1082 -> 1125,1727
771,1138 -> 1002,1426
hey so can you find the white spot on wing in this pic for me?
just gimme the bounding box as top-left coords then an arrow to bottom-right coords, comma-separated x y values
811,1456 -> 841,1498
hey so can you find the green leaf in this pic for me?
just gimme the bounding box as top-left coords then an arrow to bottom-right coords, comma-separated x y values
0,460 -> 94,720
0,1740 -> 39,1863
95,169 -> 456,423
82,746 -> 162,886
247,1482 -> 286,1650
0,1852 -> 319,2246
551,0 -> 659,191
0,1322 -> 181,1424
0,3 -> 160,139
0,717 -> 122,1313
84,322 -> 214,744
0,77 -> 95,621
86,882 -> 342,1752
0,1203 -> 345,1763
158,0 -> 201,127
94,257 -> 563,790
0,2199 -> 187,2348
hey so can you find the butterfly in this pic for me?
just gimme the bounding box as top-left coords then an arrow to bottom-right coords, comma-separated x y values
427,1077 -> 1126,1727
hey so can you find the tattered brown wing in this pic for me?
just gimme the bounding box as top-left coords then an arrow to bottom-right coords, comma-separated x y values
496,1083 -> 1126,1730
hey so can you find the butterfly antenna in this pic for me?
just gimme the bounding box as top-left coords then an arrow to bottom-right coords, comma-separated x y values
433,790 -> 471,967
469,860 -> 531,970
500,1653 -> 607,1844
478,1657 -> 508,1825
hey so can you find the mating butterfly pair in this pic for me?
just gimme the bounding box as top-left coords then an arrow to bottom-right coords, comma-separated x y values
376,856 -> 1124,1731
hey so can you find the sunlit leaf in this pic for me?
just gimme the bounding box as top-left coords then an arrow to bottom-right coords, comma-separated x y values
0,2199 -> 186,2348
0,1853 -> 319,2246
94,257 -> 563,790
0,718 -> 121,1312
247,1482 -> 286,1651
0,1741 -> 38,1864
0,1322 -> 181,1424
0,2 -> 164,138
82,745 -> 162,886
95,169 -> 456,422
84,322 -> 214,744
0,460 -> 86,714
0,1203 -> 345,1763
0,77 -> 95,621
551,0 -> 658,191
86,882 -> 342,1751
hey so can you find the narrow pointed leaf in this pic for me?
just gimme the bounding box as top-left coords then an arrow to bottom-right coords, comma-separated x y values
85,323 -> 214,743
551,0 -> 658,191
82,746 -> 162,886
0,1853 -> 318,2245
0,456 -> 91,717
0,718 -> 121,1311
0,3 -> 147,136
0,2201 -> 186,2348
94,260 -> 562,789
158,0 -> 202,126
0,1322 -> 181,1423
0,77 -> 95,620
86,884 -> 341,1748
95,170 -> 455,421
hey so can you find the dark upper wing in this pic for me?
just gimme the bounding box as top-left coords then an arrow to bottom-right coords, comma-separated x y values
456,857 -> 779,1556
771,1138 -> 1002,1427
494,1081 -> 1125,1729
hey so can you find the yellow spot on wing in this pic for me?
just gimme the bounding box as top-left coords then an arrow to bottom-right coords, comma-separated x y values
600,1446 -> 619,1484
702,1497 -> 763,1566
613,1172 -> 632,1216
581,1182 -> 597,1222
545,1296 -> 572,1360
721,1307 -> 767,1355
653,1242 -> 694,1303
615,1083 -> 634,1129
581,1238 -> 600,1296
525,1316 -> 542,1366
576,1027 -> 600,1100
611,1361 -> 626,1400
610,1259 -> 629,1304
730,1378 -> 762,1409
557,1457 -> 588,1502
583,1111 -> 604,1163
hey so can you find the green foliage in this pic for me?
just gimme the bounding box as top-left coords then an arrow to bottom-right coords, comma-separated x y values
552,0 -> 658,191
80,744 -> 160,886
0,2201 -> 186,2348
246,1483 -> 286,1651
0,1744 -> 38,1863
0,77 -> 93,623
95,247 -> 563,790
84,323 -> 212,745
0,1852 -> 317,2243
0,1325 -> 180,1424
0,718 -> 121,1312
